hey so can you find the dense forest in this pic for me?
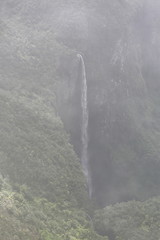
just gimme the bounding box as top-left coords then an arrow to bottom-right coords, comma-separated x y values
1,0 -> 160,239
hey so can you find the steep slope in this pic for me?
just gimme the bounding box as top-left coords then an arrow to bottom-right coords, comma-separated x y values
1,1 -> 160,239
48,0 -> 160,205
84,0 -> 160,205
0,7 -> 107,240
0,80 -> 109,239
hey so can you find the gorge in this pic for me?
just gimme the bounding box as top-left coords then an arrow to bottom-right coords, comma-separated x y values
1,0 -> 160,239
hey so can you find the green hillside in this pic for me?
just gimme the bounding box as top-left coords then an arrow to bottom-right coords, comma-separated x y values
94,197 -> 160,240
1,0 -> 160,239
0,67 -> 105,240
0,9 -> 106,240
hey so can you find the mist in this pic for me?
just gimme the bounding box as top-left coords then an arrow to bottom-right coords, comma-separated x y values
1,1 -> 160,239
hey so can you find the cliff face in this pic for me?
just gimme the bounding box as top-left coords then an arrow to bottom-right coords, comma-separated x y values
1,0 -> 160,214
88,1 -> 160,205
1,0 -> 160,239
54,0 -> 160,205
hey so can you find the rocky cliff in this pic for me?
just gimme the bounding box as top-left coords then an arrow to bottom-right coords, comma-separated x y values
1,0 -> 160,239
53,0 -> 160,205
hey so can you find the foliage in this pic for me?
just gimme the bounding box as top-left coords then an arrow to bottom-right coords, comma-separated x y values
0,4 -> 105,239
1,0 -> 160,239
94,197 -> 160,240
0,175 -> 107,240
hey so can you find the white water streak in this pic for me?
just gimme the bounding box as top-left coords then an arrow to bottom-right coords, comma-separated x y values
77,54 -> 92,197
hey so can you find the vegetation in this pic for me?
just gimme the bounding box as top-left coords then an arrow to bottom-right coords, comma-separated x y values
0,5 -> 94,239
1,0 -> 160,239
0,175 -> 107,240
94,197 -> 160,240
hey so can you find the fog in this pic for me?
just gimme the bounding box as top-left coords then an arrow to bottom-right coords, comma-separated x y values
1,1 -> 160,239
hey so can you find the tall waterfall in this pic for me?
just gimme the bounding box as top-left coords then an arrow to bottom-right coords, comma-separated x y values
77,54 -> 92,197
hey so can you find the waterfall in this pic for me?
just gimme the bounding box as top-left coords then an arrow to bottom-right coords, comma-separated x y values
77,54 -> 92,197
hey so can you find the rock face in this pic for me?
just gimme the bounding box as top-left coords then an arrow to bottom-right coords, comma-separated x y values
56,0 -> 160,206
2,1 -> 160,239
6,0 -> 160,206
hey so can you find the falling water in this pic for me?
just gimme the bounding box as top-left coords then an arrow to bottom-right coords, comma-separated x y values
77,54 -> 92,197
